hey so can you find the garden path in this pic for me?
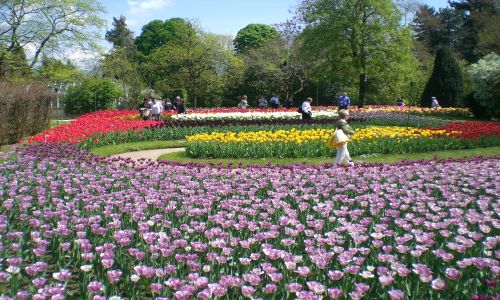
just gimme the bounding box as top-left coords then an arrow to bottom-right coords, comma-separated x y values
111,148 -> 185,161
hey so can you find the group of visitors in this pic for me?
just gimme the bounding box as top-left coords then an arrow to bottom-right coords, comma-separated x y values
139,96 -> 186,120
237,95 -> 295,109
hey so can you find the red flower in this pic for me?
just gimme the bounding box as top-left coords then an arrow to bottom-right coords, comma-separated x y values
25,110 -> 163,144
433,122 -> 500,140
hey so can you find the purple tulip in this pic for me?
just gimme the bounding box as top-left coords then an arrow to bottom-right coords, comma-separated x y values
87,281 -> 103,294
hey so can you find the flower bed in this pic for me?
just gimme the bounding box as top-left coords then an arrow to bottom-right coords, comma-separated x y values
431,122 -> 500,140
24,107 -> 468,147
185,125 -> 500,159
81,113 -> 447,149
25,110 -> 163,144
170,111 -> 338,121
0,143 -> 498,299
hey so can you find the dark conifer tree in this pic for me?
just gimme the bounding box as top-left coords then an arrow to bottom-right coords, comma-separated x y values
105,16 -> 136,51
421,47 -> 464,107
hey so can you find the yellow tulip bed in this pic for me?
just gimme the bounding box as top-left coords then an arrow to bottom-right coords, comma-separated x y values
187,126 -> 459,144
185,126 -> 498,158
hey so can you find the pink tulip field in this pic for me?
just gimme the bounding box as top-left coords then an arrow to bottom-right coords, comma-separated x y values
0,143 -> 498,299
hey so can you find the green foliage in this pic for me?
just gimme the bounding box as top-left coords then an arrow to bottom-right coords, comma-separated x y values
0,45 -> 32,78
465,53 -> 500,119
233,24 -> 278,54
421,47 -> 464,107
135,18 -> 196,57
36,56 -> 82,81
63,78 -> 121,116
103,47 -> 144,108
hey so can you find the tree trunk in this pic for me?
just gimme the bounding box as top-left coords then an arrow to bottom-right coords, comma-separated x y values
358,73 -> 367,108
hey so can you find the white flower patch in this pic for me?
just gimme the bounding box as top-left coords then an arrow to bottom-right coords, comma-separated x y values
171,111 -> 338,121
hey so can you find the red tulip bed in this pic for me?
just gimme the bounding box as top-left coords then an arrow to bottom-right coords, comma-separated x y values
431,122 -> 500,140
24,111 -> 164,144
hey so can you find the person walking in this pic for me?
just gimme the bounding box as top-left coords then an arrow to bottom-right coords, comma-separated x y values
334,109 -> 355,167
301,97 -> 313,120
337,92 -> 350,110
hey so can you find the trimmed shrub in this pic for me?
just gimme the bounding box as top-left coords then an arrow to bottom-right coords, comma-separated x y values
0,82 -> 54,145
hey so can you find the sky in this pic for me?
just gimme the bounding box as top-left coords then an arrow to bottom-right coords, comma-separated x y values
66,0 -> 449,67
101,0 -> 451,39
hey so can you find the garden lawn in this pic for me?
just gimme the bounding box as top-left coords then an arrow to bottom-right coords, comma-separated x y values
158,146 -> 500,166
89,140 -> 187,157
0,144 -> 14,153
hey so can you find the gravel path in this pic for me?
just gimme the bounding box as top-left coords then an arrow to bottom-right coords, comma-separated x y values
110,148 -> 185,161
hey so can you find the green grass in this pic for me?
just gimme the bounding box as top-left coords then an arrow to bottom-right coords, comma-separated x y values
89,140 -> 187,157
49,119 -> 71,128
427,115 -> 475,122
158,146 -> 500,166
0,144 -> 14,153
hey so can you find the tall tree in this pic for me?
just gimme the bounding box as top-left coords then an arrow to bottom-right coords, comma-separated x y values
421,47 -> 464,107
241,36 -> 307,102
105,15 -> 135,51
144,25 -> 224,108
0,0 -> 106,67
135,18 -> 195,57
449,0 -> 499,62
298,0 -> 415,107
102,47 -> 144,108
233,24 -> 278,54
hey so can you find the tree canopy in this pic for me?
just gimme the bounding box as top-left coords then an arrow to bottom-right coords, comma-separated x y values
233,24 -> 278,54
135,18 -> 196,57
0,0 -> 106,67
105,15 -> 135,51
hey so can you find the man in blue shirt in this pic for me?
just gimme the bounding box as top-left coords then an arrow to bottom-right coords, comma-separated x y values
337,92 -> 350,110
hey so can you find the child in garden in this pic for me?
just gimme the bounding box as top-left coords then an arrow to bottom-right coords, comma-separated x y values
335,109 -> 355,166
